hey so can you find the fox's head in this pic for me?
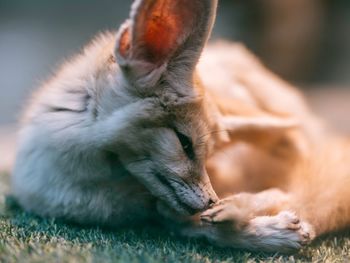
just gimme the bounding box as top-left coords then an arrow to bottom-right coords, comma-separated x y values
86,0 -> 298,216
99,0 -> 220,215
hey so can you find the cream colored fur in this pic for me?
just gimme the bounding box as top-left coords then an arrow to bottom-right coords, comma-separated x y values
10,0 -> 350,253
190,42 -> 350,252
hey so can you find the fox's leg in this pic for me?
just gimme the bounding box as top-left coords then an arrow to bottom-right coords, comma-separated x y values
289,145 -> 350,236
184,189 -> 315,252
184,210 -> 313,253
201,189 -> 291,222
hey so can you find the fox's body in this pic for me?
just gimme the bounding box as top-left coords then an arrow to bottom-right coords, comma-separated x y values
11,0 -> 350,253
196,42 -> 350,249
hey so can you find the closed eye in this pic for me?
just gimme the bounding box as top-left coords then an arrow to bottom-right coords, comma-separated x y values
175,130 -> 195,160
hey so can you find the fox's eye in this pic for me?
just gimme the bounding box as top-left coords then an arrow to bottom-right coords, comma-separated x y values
175,130 -> 195,160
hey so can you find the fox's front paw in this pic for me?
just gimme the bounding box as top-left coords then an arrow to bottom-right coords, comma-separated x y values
200,202 -> 315,253
200,195 -> 251,227
246,211 -> 315,252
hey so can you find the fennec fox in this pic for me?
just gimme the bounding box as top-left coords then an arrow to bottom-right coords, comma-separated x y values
12,0 -> 221,225
11,0 -> 350,253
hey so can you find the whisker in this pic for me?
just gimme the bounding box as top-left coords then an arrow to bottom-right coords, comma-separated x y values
194,129 -> 231,149
197,129 -> 230,142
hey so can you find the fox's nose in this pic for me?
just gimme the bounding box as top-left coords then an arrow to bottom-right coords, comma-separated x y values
208,198 -> 216,207
203,197 -> 217,210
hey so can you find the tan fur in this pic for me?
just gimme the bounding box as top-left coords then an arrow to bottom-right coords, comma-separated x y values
191,41 -> 350,252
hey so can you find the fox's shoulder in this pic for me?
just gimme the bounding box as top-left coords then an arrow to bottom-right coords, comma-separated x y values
199,41 -> 306,114
199,41 -> 325,145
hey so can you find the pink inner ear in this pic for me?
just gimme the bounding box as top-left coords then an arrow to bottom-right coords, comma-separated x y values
142,11 -> 181,63
118,26 -> 131,58
136,0 -> 197,64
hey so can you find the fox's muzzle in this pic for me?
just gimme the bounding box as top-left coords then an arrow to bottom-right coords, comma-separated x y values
171,171 -> 219,213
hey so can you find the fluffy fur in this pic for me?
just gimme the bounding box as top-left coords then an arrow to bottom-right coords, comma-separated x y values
189,42 -> 350,252
11,0 -> 350,253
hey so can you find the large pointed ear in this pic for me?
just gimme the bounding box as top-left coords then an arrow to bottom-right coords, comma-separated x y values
221,115 -> 299,133
115,0 -> 218,86
216,114 -> 300,149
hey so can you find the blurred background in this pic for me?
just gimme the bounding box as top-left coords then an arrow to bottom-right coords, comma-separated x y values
0,0 -> 349,129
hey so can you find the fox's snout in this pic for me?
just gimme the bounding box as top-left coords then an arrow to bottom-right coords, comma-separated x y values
200,185 -> 219,210
177,178 -> 219,213
202,184 -> 219,210
198,195 -> 217,212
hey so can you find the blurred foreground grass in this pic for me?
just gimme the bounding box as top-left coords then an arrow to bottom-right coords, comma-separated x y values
0,172 -> 349,263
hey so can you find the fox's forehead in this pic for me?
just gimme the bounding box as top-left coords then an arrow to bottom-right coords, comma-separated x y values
152,75 -> 209,133
154,71 -> 206,106
170,100 -> 210,136
159,93 -> 204,117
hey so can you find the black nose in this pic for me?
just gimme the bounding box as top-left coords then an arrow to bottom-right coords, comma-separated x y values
208,198 -> 216,207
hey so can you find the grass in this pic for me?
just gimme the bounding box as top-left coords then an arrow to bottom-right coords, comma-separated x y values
1,173 -> 350,263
